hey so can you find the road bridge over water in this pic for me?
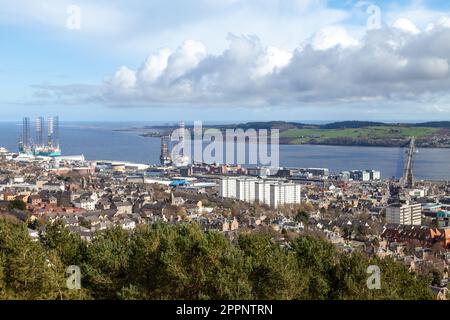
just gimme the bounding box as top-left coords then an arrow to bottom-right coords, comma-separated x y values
400,137 -> 416,189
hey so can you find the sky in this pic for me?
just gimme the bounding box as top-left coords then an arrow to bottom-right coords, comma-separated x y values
1,0 -> 450,122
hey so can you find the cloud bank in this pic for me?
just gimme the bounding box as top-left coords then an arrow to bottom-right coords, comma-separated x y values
32,16 -> 450,113
98,18 -> 450,109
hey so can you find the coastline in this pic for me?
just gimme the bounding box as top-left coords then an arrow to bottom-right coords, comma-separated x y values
136,131 -> 450,149
114,120 -> 450,149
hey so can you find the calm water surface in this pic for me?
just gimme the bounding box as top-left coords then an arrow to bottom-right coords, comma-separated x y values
0,122 -> 449,180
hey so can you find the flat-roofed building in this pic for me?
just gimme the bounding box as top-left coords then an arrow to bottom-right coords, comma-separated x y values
219,177 -> 238,199
220,177 -> 301,208
386,203 -> 422,226
236,178 -> 258,203
268,182 -> 301,208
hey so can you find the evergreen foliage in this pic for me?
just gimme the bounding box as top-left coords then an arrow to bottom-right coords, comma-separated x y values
0,218 -> 434,300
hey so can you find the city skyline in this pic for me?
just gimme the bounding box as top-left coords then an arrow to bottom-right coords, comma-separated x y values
1,0 -> 450,306
1,0 -> 450,121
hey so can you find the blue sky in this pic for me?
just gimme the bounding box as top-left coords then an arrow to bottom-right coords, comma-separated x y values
1,0 -> 450,122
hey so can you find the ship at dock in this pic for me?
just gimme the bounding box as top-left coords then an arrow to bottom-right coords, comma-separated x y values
19,116 -> 62,157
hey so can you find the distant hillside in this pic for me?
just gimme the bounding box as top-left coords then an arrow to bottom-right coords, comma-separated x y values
228,121 -> 389,130
211,121 -> 304,131
139,120 -> 450,148
318,121 -> 386,129
229,120 -> 450,130
412,122 -> 450,128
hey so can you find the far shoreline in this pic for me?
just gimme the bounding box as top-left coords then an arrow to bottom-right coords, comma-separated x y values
114,119 -> 450,149
135,133 -> 450,149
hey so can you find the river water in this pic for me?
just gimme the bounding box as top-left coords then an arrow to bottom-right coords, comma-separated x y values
0,122 -> 449,180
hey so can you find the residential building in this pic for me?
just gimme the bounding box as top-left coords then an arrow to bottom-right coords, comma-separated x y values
267,182 -> 301,208
114,201 -> 133,215
73,197 -> 96,211
236,178 -> 258,203
386,203 -> 422,226
219,177 -> 238,199
220,177 -> 301,208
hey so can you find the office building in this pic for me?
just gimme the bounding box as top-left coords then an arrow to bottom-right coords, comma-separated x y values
350,170 -> 370,181
247,167 -> 271,177
275,168 -> 293,177
340,171 -> 351,181
369,170 -> 381,181
349,170 -> 381,182
299,168 -> 329,177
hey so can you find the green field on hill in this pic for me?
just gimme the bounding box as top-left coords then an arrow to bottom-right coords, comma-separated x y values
280,126 -> 439,144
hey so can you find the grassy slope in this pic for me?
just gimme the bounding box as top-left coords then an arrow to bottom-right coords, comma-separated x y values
280,126 -> 439,144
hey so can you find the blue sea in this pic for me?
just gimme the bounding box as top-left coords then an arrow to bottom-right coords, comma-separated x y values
0,121 -> 449,180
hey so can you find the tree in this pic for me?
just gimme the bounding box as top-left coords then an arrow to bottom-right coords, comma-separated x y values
295,210 -> 310,226
238,233 -> 306,299
355,224 -> 368,240
41,220 -> 87,266
27,218 -> 42,230
128,223 -> 252,300
343,225 -> 354,241
82,227 -> 131,299
290,235 -> 338,299
79,218 -> 91,229
8,199 -> 27,211
0,218 -> 89,299
332,252 -> 372,299
0,218 -> 437,300
370,256 -> 433,300
430,269 -> 443,287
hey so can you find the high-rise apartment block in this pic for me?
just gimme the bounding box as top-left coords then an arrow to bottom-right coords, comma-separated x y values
386,203 -> 422,226
219,177 -> 301,208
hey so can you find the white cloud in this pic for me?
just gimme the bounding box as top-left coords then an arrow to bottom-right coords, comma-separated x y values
163,40 -> 208,82
426,16 -> 450,32
108,66 -> 137,95
13,1 -> 450,116
436,16 -> 450,28
0,0 -> 128,34
385,1 -> 450,32
0,0 -> 350,57
137,48 -> 172,84
309,26 -> 359,51
252,46 -> 293,78
88,19 -> 450,111
393,18 -> 421,34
